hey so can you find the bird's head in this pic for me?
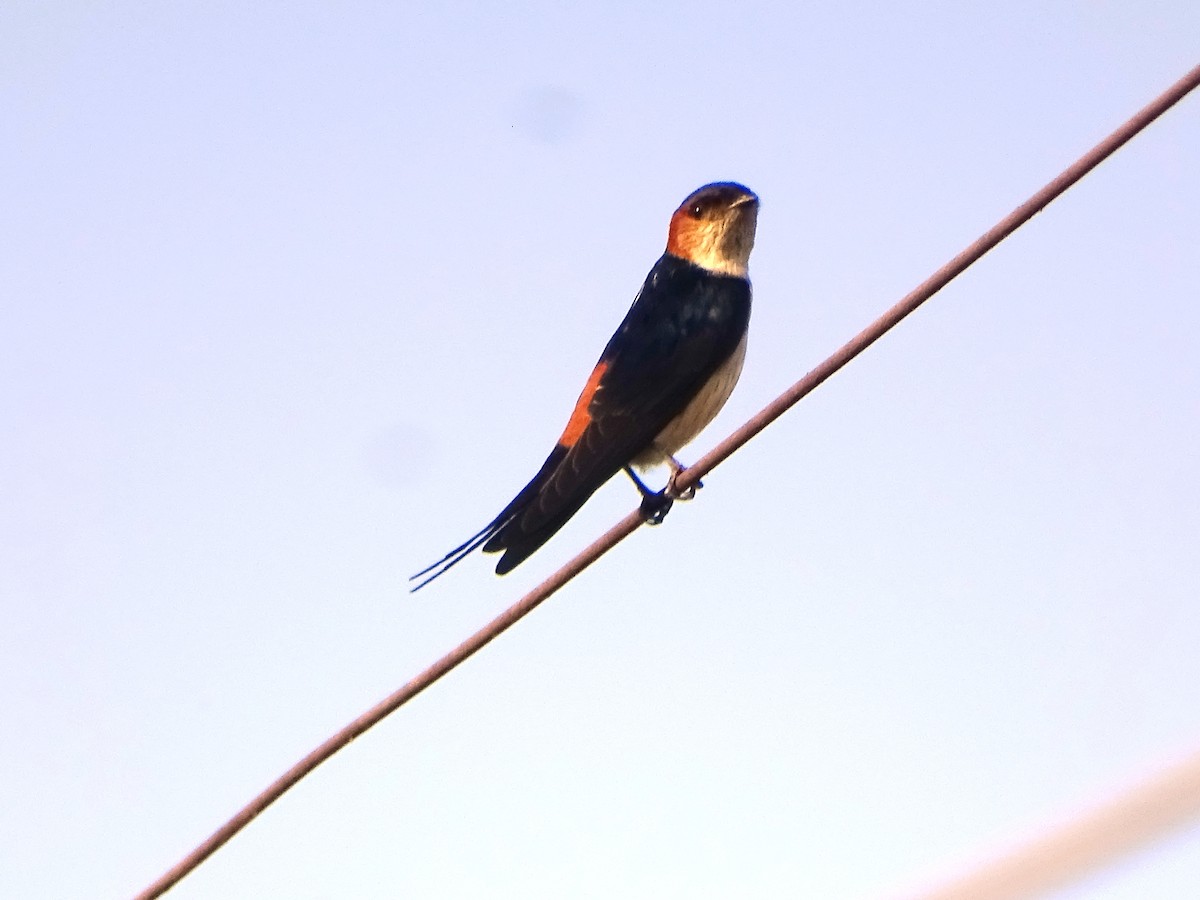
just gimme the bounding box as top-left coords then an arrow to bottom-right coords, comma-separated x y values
665,182 -> 759,278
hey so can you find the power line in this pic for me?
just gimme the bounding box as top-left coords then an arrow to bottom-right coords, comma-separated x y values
902,746 -> 1200,900
133,62 -> 1200,900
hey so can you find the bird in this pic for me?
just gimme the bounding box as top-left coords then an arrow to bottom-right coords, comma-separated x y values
411,181 -> 759,591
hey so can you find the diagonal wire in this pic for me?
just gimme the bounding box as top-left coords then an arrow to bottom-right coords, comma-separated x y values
133,62 -> 1200,900
901,746 -> 1200,900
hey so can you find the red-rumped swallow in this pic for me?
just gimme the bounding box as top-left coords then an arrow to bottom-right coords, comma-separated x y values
411,182 -> 758,590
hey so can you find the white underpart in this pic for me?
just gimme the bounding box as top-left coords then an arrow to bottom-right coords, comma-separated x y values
633,332 -> 748,471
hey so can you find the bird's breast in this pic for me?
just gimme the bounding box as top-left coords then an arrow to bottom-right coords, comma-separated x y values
634,332 -> 748,470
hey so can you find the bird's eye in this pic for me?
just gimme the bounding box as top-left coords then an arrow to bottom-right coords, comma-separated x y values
689,203 -> 704,218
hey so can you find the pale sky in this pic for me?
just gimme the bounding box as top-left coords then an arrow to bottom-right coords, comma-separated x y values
3,3 -> 1199,898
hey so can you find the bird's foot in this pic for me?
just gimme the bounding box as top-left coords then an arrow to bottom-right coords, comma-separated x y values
666,468 -> 702,502
639,490 -> 674,525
